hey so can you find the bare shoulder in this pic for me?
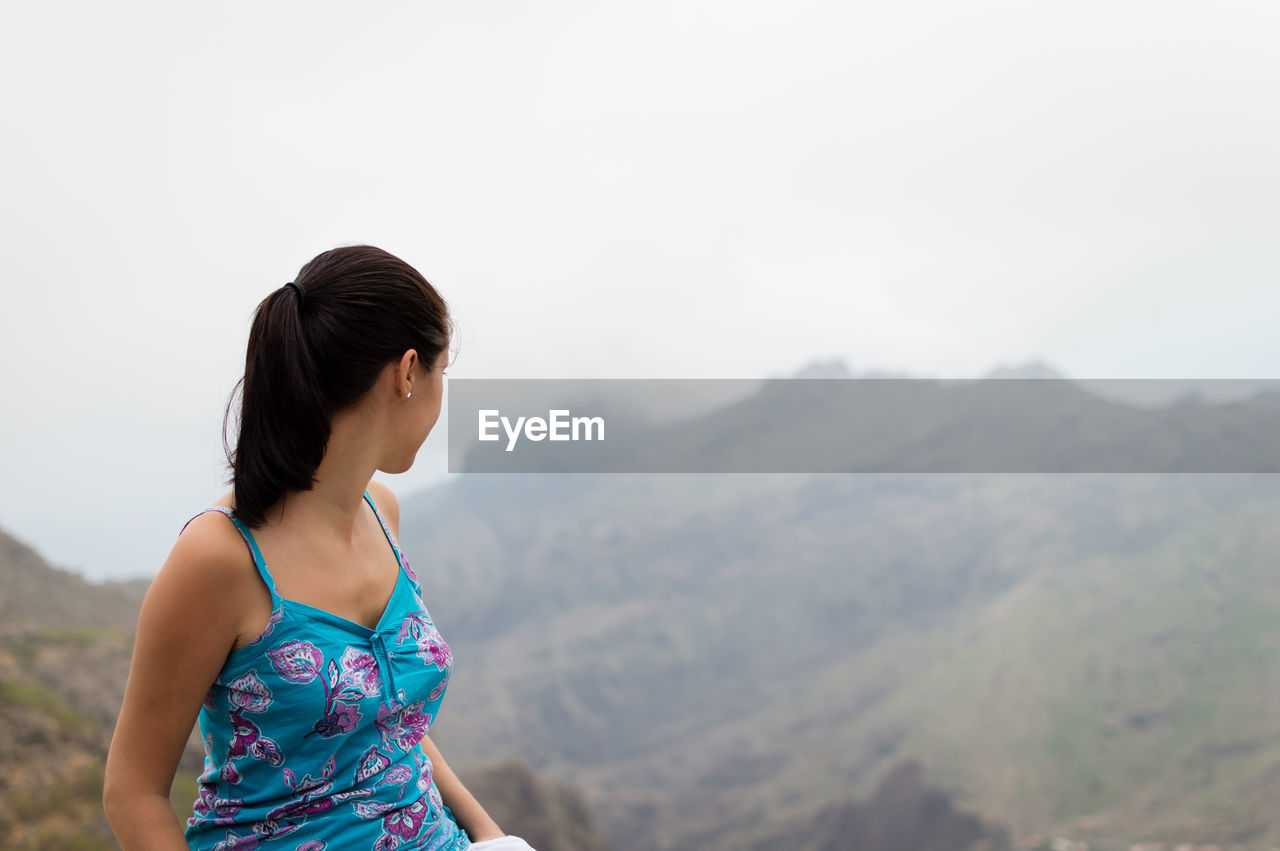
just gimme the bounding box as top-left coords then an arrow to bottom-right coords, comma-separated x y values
173,488 -> 247,578
157,497 -> 262,619
177,504 -> 249,570
366,477 -> 401,538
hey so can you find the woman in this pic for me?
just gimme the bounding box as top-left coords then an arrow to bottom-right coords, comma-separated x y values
104,245 -> 534,850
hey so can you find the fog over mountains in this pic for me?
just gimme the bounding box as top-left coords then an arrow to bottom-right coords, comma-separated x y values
403,469 -> 1280,850
3,358 -> 1279,849
406,359 -> 1280,849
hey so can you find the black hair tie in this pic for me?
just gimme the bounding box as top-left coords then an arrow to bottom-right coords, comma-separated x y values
285,281 -> 305,304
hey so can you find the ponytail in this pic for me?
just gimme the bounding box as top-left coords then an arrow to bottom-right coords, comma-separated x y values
221,246 -> 452,529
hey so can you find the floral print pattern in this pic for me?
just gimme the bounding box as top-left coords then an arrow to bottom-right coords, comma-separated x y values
226,710 -> 285,774
396,613 -> 453,671
375,697 -> 434,754
338,647 -> 382,698
192,783 -> 244,826
267,641 -> 325,684
226,671 -> 273,713
184,492 -> 469,851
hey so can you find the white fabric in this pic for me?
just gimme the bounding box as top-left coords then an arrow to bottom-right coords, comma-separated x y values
468,836 -> 537,851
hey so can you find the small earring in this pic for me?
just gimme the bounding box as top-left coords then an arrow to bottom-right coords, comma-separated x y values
407,392 -> 412,399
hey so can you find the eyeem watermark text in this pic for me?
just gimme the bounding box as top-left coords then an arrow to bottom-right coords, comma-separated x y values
478,409 -> 606,452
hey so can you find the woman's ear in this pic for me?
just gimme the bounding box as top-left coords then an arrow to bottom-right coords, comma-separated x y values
397,349 -> 419,397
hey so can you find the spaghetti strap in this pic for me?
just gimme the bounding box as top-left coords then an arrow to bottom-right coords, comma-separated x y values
362,489 -> 402,559
363,489 -> 420,586
179,506 -> 283,608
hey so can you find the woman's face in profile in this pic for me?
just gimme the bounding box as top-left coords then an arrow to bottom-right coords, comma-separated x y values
419,347 -> 450,437
388,346 -> 449,474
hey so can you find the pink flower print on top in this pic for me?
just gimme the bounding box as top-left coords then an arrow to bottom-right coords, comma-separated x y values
337,646 -> 382,698
249,817 -> 301,842
427,781 -> 444,815
354,745 -> 392,784
427,669 -> 450,703
212,829 -> 259,851
260,764 -> 359,835
191,784 -> 244,826
354,798 -> 397,821
413,748 -> 432,795
377,764 -> 415,791
266,790 -> 337,823
226,710 -> 284,773
312,701 -> 362,738
267,640 -> 325,683
303,657 -> 365,740
383,797 -> 430,840
375,697 -> 433,752
225,670 -> 273,713
418,628 -> 451,671
395,614 -> 453,671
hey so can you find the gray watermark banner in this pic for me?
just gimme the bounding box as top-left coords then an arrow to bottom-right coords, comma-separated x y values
446,378 -> 1280,473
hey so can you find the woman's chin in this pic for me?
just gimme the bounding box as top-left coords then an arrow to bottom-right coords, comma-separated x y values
382,452 -> 418,476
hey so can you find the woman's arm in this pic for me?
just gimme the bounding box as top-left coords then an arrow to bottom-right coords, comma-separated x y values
103,513 -> 258,850
419,732 -> 505,842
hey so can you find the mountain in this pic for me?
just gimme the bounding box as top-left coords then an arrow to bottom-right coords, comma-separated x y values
403,412 -> 1280,851
0,524 -> 143,633
982,360 -> 1068,380
455,759 -> 612,851
736,759 -> 1009,851
984,358 -> 1280,409
818,355 -> 1279,408
789,359 -> 856,379
0,525 -> 147,848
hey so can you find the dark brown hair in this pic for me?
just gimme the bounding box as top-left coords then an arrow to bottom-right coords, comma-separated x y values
222,245 -> 452,528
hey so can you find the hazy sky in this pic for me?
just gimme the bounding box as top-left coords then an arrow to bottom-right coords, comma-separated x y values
2,1 -> 1277,581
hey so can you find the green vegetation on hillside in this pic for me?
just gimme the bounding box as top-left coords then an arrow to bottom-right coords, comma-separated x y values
0,680 -> 95,730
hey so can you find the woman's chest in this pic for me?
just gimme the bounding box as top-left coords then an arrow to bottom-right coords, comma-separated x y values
213,594 -> 455,751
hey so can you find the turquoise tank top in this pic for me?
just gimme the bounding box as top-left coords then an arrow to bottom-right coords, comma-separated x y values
180,491 -> 472,851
